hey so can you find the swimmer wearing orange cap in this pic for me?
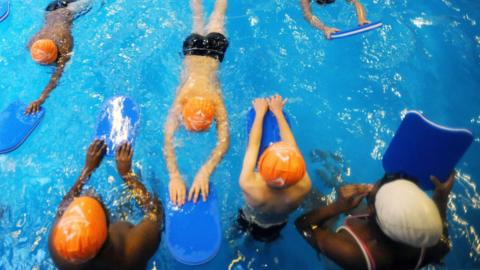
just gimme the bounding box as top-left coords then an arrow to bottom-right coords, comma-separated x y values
238,95 -> 312,242
295,173 -> 455,270
25,0 -> 93,115
164,0 -> 230,207
49,140 -> 163,270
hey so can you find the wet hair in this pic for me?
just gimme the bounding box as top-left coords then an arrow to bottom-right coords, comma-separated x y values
314,0 -> 336,5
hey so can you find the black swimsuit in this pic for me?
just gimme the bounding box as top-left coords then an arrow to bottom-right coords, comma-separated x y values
237,209 -> 287,243
182,32 -> 229,62
46,0 -> 78,11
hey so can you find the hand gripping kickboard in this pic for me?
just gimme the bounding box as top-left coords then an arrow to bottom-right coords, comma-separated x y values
383,111 -> 473,190
0,101 -> 45,154
165,184 -> 221,265
247,108 -> 290,158
331,21 -> 383,40
0,0 -> 9,22
94,96 -> 140,157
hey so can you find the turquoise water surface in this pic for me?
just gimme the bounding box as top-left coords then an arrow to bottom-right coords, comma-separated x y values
0,0 -> 479,269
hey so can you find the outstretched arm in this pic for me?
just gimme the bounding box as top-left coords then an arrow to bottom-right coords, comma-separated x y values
163,103 -> 187,207
349,0 -> 370,26
239,98 -> 268,188
268,95 -> 297,147
56,140 -> 106,218
25,54 -> 71,114
115,143 -> 164,266
295,184 -> 372,269
424,173 -> 455,264
189,96 -> 230,203
300,0 -> 339,39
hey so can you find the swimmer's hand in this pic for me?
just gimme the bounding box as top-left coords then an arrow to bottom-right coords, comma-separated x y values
189,169 -> 210,203
358,18 -> 371,26
24,98 -> 45,115
268,94 -> 287,116
84,140 -> 107,173
335,184 -> 373,213
115,143 -> 133,177
169,175 -> 187,207
431,172 -> 456,205
253,98 -> 268,116
323,27 -> 340,40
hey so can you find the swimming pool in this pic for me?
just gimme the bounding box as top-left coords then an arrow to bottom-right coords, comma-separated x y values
0,0 -> 479,269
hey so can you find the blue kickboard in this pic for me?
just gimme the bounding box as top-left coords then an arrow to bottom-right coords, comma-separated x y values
383,111 -> 473,190
331,21 -> 383,40
247,108 -> 290,158
0,101 -> 45,154
165,185 -> 221,265
0,0 -> 9,22
94,96 -> 140,157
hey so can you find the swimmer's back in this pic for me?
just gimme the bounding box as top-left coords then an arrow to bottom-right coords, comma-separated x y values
49,219 -> 161,270
241,172 -> 312,217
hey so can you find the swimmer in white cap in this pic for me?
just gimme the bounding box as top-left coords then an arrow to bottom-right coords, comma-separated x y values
295,172 -> 455,270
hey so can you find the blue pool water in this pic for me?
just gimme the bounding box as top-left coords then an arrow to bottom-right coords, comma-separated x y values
0,0 -> 479,269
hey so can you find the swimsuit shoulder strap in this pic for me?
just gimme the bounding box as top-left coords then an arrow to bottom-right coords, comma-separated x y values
337,215 -> 377,270
414,248 -> 426,270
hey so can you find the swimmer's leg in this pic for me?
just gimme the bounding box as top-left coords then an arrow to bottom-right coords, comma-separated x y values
206,0 -> 227,34
190,0 -> 205,35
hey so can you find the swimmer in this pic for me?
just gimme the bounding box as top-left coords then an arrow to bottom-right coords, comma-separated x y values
164,0 -> 229,207
49,140 -> 163,270
238,95 -> 312,242
301,0 -> 371,39
295,173 -> 455,269
25,0 -> 93,115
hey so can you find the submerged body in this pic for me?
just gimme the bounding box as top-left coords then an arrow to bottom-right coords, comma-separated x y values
26,0 -> 92,114
239,96 -> 311,242
295,174 -> 453,270
49,141 -> 163,270
164,0 -> 230,207
300,0 -> 371,39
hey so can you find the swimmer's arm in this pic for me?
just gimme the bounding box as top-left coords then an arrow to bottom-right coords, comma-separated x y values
295,202 -> 344,245
295,203 -> 366,269
424,174 -> 455,262
348,0 -> 370,25
39,54 -> 71,103
301,0 -> 327,31
273,109 -> 298,148
201,99 -> 230,176
164,106 -> 182,180
122,173 -> 164,223
56,140 -> 106,217
239,107 -> 265,184
56,168 -> 92,218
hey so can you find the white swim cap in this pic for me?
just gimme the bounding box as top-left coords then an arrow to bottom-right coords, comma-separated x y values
375,179 -> 443,248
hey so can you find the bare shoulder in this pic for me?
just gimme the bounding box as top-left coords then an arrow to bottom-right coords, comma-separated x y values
240,173 -> 266,196
298,174 -> 312,194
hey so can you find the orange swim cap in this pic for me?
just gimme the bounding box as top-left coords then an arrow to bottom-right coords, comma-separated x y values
51,196 -> 107,264
30,39 -> 58,65
182,96 -> 215,131
258,142 -> 306,188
